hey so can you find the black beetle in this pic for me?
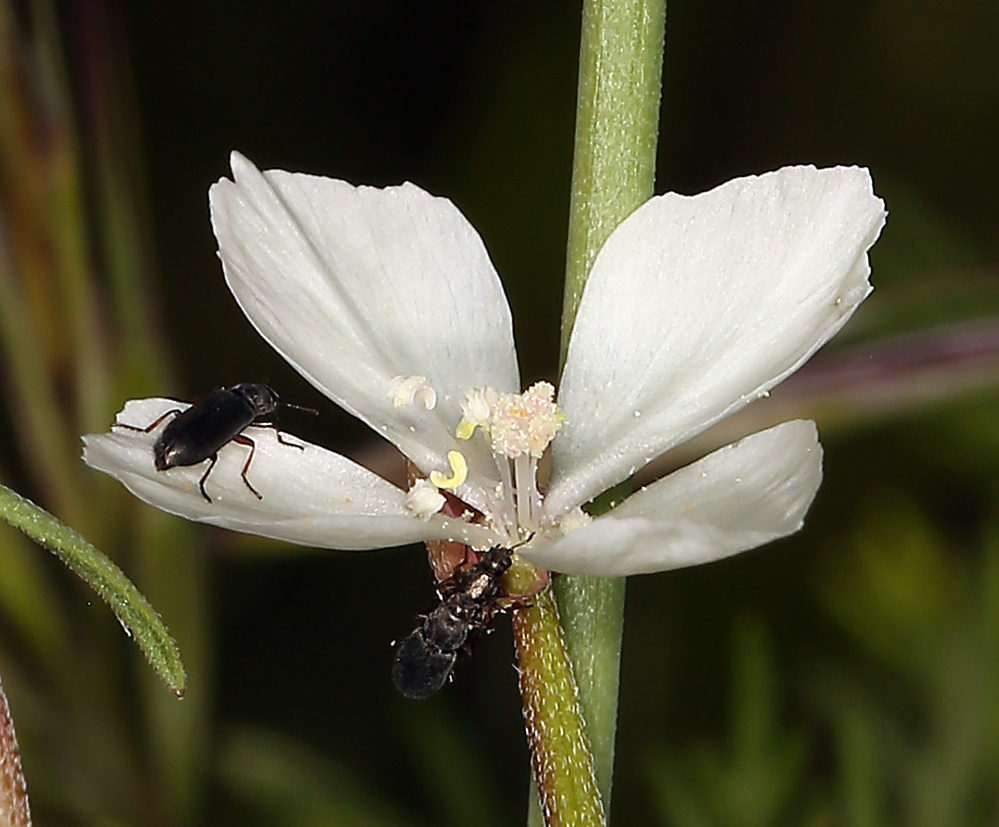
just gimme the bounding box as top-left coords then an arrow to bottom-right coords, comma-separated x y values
115,383 -> 308,502
392,546 -> 513,699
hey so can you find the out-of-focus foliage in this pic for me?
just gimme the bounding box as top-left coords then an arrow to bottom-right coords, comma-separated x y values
218,727 -> 421,827
813,499 -> 999,826
646,618 -> 811,827
644,504 -> 999,826
0,1 -> 207,823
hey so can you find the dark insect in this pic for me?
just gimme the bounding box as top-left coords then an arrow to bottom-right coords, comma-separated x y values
115,383 -> 308,502
392,546 -> 513,699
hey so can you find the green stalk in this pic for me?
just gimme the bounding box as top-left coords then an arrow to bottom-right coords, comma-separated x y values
560,0 -> 666,366
513,589 -> 604,827
559,0 -> 666,811
516,1 -> 665,821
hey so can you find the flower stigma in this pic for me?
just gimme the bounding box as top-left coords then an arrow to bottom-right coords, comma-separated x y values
490,382 -> 562,460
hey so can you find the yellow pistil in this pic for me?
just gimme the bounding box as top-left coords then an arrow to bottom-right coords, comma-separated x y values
429,450 -> 468,490
455,418 -> 478,440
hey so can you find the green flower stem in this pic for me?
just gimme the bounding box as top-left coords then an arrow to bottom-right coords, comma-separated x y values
518,0 -> 666,815
559,0 -> 666,812
561,0 -> 666,366
0,483 -> 186,696
551,574 -> 626,806
512,588 -> 605,827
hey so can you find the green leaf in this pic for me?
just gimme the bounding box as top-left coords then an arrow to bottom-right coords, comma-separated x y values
0,483 -> 186,696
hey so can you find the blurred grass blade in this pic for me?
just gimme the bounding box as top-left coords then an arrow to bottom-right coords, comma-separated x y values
0,228 -> 82,526
0,482 -> 186,696
0,508 -> 66,665
396,702 -> 506,827
219,726 -> 419,827
0,674 -> 31,827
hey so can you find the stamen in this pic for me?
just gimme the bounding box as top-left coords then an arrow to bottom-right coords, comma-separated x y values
456,387 -> 494,440
429,450 -> 468,490
494,455 -> 516,534
559,507 -> 592,534
514,453 -> 533,529
434,383 -> 565,545
388,375 -> 437,410
528,457 -> 542,520
405,479 -> 445,520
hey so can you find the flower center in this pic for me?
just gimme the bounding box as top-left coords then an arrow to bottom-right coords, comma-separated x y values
455,381 -> 563,542
393,377 -> 564,546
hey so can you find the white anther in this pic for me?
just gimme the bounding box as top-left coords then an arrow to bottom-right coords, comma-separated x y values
405,479 -> 446,520
559,507 -> 592,534
388,376 -> 437,410
456,387 -> 496,439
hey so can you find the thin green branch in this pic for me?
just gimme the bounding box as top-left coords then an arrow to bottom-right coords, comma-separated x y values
0,483 -> 186,697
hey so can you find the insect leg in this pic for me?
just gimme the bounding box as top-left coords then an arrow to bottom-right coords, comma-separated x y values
275,430 -> 306,450
232,434 -> 263,499
113,408 -> 182,434
198,453 -> 219,503
257,423 -> 305,451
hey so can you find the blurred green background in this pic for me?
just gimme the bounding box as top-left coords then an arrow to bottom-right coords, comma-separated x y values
1,0 -> 998,824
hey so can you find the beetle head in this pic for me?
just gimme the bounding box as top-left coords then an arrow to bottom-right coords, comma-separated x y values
231,383 -> 280,417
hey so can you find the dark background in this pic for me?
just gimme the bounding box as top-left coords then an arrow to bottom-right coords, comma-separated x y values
4,0 -> 998,823
118,1 -> 999,824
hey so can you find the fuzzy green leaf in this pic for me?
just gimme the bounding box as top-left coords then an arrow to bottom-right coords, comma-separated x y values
0,483 -> 186,696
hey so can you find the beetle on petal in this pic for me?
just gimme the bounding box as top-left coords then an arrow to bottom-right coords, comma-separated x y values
83,154 -> 885,579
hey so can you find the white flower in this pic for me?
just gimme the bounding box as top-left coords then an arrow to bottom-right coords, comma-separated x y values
83,153 -> 885,576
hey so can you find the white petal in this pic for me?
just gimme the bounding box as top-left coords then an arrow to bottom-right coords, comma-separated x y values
209,153 -> 520,514
523,420 -> 822,576
82,399 -> 460,551
547,166 -> 884,517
